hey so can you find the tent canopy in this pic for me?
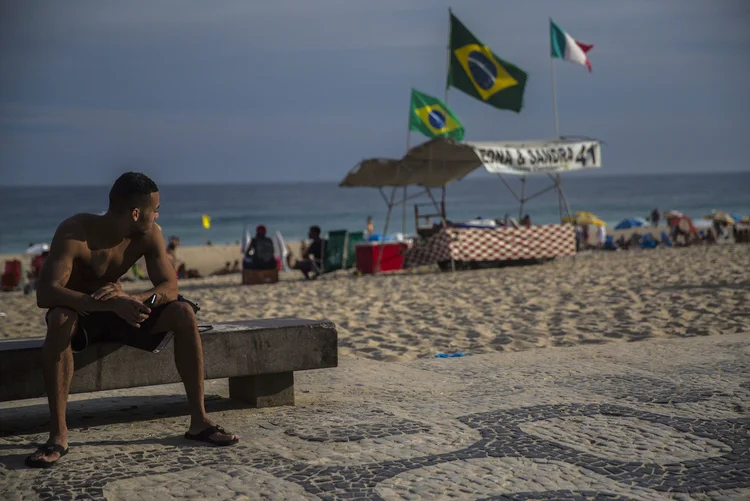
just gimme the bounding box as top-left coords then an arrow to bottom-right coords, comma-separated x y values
339,138 -> 478,188
340,137 -> 602,188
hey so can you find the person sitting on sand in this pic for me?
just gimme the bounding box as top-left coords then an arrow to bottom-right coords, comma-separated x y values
26,172 -> 238,468
166,240 -> 179,269
212,260 -> 240,276
177,262 -> 202,279
629,231 -> 641,248
616,234 -> 628,250
212,261 -> 237,276
286,225 -> 324,279
244,225 -> 276,270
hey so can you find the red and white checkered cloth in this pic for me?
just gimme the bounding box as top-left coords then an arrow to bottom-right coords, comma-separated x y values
404,225 -> 576,267
403,231 -> 452,268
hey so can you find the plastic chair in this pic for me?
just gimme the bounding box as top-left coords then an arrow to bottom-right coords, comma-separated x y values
320,230 -> 347,274
316,230 -> 366,276
345,231 -> 365,269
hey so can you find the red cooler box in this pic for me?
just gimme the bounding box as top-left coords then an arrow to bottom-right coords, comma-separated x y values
356,242 -> 407,274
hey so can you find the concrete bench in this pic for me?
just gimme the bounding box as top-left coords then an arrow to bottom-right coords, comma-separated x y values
0,318 -> 337,408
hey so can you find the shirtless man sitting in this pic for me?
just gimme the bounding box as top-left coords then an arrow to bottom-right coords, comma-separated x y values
26,172 -> 239,468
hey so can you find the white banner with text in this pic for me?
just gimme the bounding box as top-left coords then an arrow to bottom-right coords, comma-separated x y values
467,140 -> 602,175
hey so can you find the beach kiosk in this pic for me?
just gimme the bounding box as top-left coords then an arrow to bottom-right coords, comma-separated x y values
340,136 -> 601,271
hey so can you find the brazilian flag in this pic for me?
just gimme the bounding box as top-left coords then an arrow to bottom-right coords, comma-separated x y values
447,11 -> 528,113
408,88 -> 465,141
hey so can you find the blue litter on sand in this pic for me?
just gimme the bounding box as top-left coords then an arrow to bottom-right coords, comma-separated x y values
435,353 -> 470,358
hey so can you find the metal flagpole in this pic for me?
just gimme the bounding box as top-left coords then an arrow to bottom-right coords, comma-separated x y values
402,187 -> 407,235
550,55 -> 560,139
445,8 -> 452,103
401,132 -> 411,235
404,91 -> 413,237
550,48 -> 571,220
406,89 -> 414,152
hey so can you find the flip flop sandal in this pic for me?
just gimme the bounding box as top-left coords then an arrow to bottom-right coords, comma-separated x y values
25,444 -> 69,468
184,425 -> 238,446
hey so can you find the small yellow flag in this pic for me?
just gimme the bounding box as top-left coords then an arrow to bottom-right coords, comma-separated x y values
201,214 -> 211,229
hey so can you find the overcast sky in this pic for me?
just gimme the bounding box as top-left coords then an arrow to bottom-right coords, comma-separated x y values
1,0 -> 749,186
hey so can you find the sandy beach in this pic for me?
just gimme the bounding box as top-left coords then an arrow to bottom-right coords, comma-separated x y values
1,243 -> 747,360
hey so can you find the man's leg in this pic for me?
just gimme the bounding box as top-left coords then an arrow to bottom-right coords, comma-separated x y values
287,245 -> 312,278
297,259 -> 313,279
149,301 -> 238,444
27,307 -> 77,465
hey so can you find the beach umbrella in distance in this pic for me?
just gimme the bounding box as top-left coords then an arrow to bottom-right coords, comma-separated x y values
703,211 -> 735,225
664,210 -> 685,220
667,214 -> 697,234
614,217 -> 647,230
572,211 -> 607,227
25,243 -> 49,255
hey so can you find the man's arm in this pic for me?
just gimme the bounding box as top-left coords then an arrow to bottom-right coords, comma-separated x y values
129,225 -> 179,307
36,220 -> 112,311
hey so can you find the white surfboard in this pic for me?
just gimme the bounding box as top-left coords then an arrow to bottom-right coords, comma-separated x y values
241,224 -> 251,255
275,231 -> 291,272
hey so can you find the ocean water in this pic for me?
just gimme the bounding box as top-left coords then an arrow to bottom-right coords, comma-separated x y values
1,172 -> 748,254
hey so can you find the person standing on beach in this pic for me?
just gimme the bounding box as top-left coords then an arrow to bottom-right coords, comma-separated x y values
651,208 -> 660,227
596,224 -> 607,249
26,172 -> 238,468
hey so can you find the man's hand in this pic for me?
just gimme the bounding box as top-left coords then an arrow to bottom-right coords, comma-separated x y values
110,296 -> 151,328
91,282 -> 126,302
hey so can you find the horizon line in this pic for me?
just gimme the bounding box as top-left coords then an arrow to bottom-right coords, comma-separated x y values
1,169 -> 749,189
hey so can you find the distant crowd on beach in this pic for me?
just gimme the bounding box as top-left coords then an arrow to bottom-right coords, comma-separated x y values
573,207 -> 748,252
129,207 -> 750,283
5,205 -> 747,293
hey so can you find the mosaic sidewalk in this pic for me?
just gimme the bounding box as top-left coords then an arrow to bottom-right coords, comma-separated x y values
1,332 -> 748,500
